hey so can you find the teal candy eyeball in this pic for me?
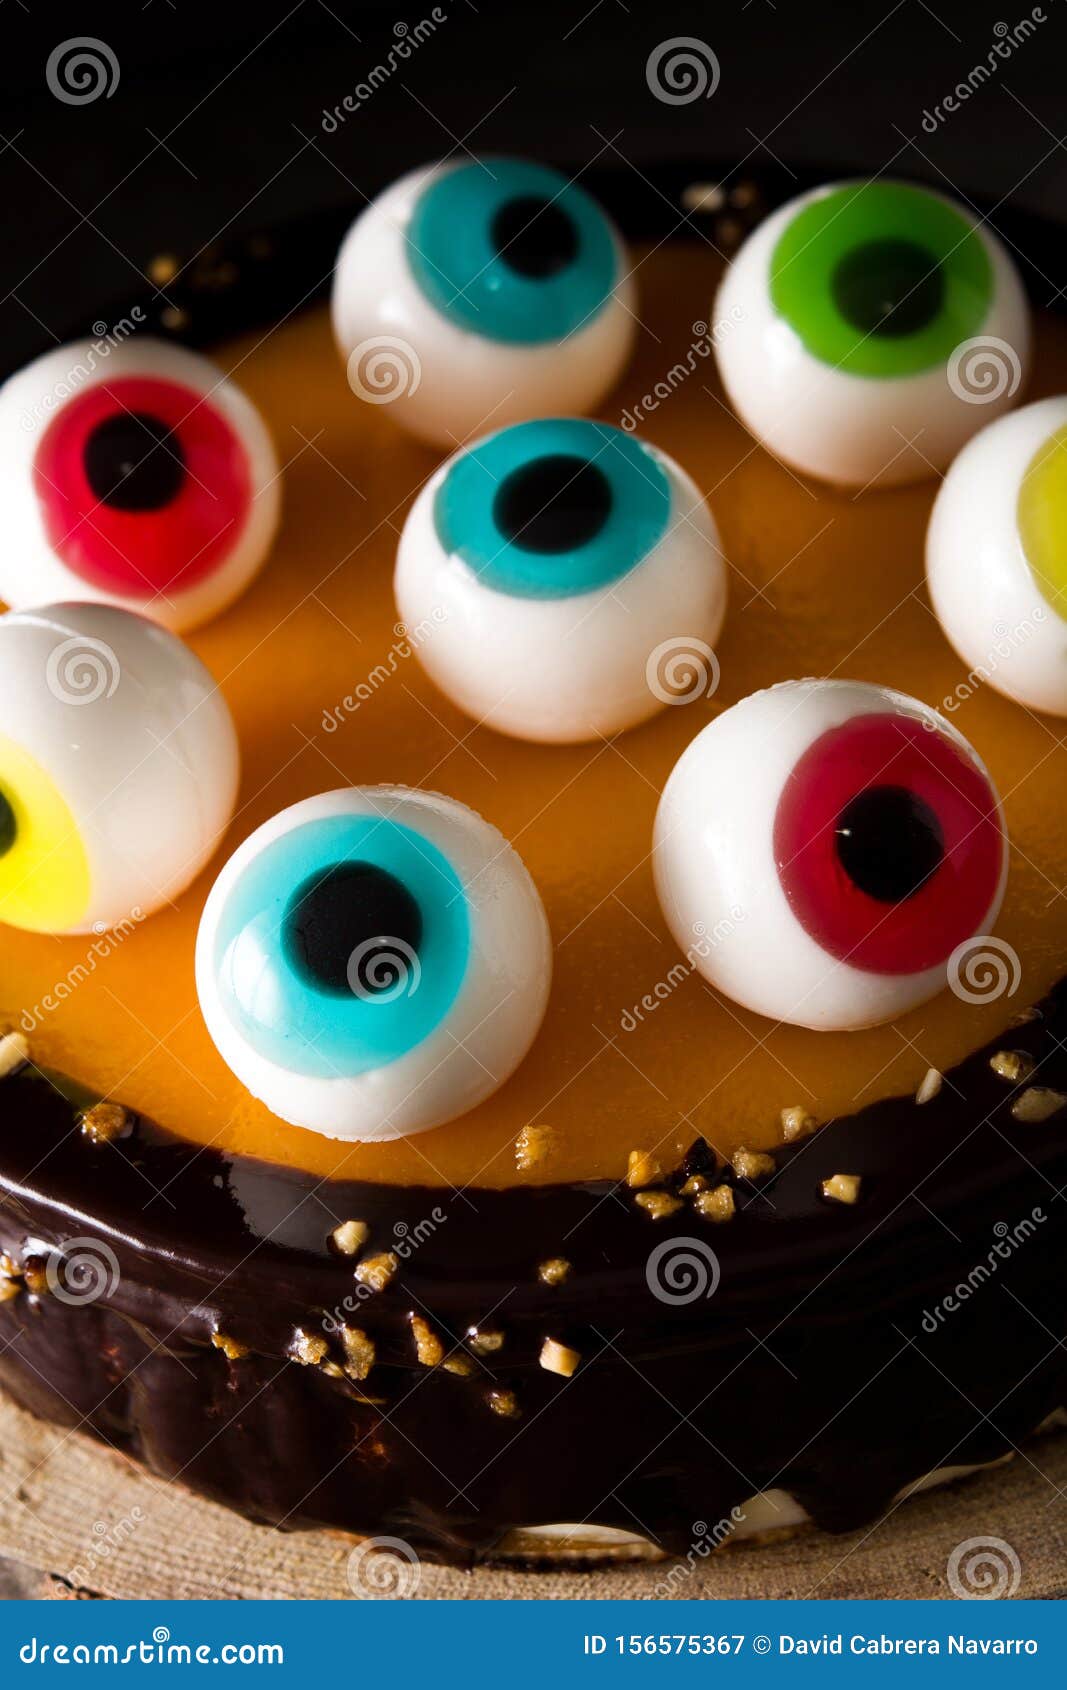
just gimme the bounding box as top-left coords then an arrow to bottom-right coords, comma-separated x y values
395,418 -> 727,743
195,787 -> 552,1142
714,179 -> 1030,488
331,159 -> 636,447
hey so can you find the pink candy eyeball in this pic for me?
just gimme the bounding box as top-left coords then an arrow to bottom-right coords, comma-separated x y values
0,337 -> 281,632
653,679 -> 1008,1030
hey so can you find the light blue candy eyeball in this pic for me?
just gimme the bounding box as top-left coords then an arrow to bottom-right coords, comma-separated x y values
396,418 -> 728,743
332,159 -> 636,446
195,787 -> 552,1142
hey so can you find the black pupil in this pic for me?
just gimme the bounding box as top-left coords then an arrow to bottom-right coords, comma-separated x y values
831,239 -> 944,338
0,791 -> 15,859
83,412 -> 185,511
835,785 -> 944,904
494,455 -> 612,554
282,862 -> 423,997
491,195 -> 579,279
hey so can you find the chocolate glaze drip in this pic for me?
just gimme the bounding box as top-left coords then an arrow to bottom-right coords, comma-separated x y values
0,985 -> 1065,1565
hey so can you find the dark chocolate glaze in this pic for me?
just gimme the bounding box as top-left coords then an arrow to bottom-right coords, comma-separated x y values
1,983 -> 1065,1566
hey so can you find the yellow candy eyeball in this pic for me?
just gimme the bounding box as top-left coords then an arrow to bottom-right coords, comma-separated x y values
927,396 -> 1067,715
0,603 -> 239,934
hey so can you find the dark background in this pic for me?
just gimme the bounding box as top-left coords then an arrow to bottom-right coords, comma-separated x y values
0,2 -> 1065,369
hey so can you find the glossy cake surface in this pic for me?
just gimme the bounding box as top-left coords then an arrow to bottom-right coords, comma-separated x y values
4,245 -> 1067,1187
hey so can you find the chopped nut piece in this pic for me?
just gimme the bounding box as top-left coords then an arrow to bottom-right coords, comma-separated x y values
695,1184 -> 736,1223
634,1190 -> 683,1220
0,1253 -> 18,1279
330,1219 -> 369,1257
626,1148 -> 663,1188
780,1105 -> 818,1144
341,1326 -> 375,1381
822,1173 -> 862,1206
467,1327 -> 504,1357
681,1174 -> 709,1196
515,1122 -> 556,1172
0,1031 -> 29,1078
990,1050 -> 1036,1086
538,1256 -> 571,1287
915,1068 -> 943,1105
210,1332 -> 248,1361
410,1313 -> 444,1368
147,253 -> 180,286
1009,1004 -> 1041,1028
321,1360 -> 345,1380
442,1352 -> 476,1377
22,1262 -> 48,1296
540,1337 -> 581,1377
0,1279 -> 20,1304
487,1387 -> 521,1419
79,1101 -> 128,1144
354,1251 -> 398,1293
290,1328 -> 328,1367
732,1148 -> 775,1181
1011,1087 -> 1067,1124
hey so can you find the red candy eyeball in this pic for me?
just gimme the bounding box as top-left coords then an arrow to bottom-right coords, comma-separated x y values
0,337 -> 281,632
654,679 -> 1009,1030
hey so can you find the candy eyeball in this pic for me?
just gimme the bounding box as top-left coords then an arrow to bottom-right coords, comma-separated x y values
653,679 -> 1007,1030
927,395 -> 1067,715
714,179 -> 1030,488
0,602 -> 238,935
195,787 -> 552,1142
395,418 -> 726,743
0,337 -> 281,631
332,158 -> 636,446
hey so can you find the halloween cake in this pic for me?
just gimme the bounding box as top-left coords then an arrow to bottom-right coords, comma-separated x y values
0,163 -> 1064,1567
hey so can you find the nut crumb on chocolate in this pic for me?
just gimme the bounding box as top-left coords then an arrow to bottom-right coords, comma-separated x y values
330,1219 -> 369,1256
0,1031 -> 29,1079
1011,1086 -> 1067,1124
540,1337 -> 581,1377
822,1173 -> 862,1205
915,1068 -> 943,1105
538,1256 -> 571,1286
79,1101 -> 128,1144
732,1147 -> 775,1181
780,1105 -> 818,1143
410,1313 -> 445,1367
442,1351 -> 476,1377
681,1173 -> 709,1196
0,1278 -> 19,1303
341,1325 -> 375,1381
354,1251 -> 398,1292
1009,1004 -> 1042,1027
289,1328 -> 328,1367
626,1148 -> 663,1188
211,1332 -> 249,1360
634,1189 -> 683,1220
487,1387 -> 521,1418
990,1050 -> 1036,1085
515,1122 -> 556,1171
467,1327 -> 505,1356
695,1184 -> 736,1223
